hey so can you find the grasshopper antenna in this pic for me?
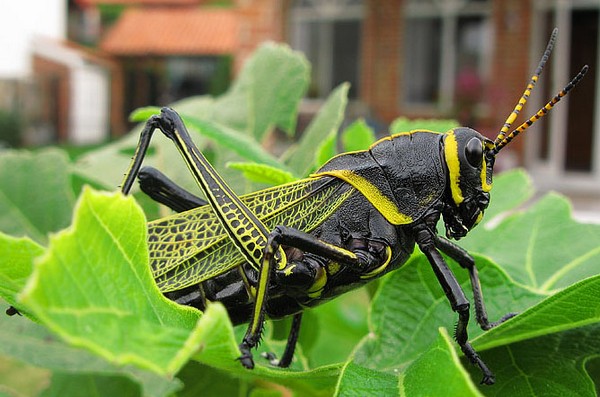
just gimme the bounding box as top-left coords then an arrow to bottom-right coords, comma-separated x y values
492,64 -> 588,154
489,28 -> 588,156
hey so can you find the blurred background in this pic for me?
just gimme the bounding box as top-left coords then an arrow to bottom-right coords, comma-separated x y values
0,0 -> 598,218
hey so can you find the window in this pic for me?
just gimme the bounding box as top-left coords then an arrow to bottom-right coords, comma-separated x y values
289,0 -> 364,99
526,1 -> 600,186
403,0 -> 491,115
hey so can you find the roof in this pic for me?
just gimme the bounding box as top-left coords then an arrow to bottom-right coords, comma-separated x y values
100,8 -> 238,56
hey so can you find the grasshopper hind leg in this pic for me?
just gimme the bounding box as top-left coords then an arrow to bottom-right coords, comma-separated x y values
261,312 -> 303,368
138,166 -> 207,212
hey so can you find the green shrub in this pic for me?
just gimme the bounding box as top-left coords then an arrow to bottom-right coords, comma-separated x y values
0,43 -> 598,397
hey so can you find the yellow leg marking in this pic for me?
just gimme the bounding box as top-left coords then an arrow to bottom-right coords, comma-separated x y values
360,246 -> 393,279
307,266 -> 327,298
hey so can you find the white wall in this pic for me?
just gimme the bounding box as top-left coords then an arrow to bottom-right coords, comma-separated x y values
70,65 -> 110,144
0,0 -> 66,78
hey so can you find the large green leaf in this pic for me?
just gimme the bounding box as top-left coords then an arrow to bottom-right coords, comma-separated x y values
399,328 -> 483,397
285,83 -> 350,176
474,274 -> 600,350
478,323 -> 600,397
240,43 -> 309,139
182,43 -> 309,139
462,184 -> 600,292
0,149 -> 75,243
17,188 -> 205,376
0,311 -> 181,397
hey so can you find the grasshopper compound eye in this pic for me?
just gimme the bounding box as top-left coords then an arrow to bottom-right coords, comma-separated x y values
465,137 -> 483,168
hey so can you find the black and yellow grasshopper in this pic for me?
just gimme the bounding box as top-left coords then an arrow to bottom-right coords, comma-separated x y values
120,29 -> 587,385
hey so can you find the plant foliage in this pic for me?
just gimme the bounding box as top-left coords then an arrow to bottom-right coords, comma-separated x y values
0,43 -> 598,397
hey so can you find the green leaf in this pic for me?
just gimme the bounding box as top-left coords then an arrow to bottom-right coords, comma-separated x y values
130,107 -> 285,168
241,43 -> 310,139
341,119 -> 376,153
0,314 -> 182,397
0,234 -> 43,314
40,372 -> 140,397
389,117 -> 459,134
227,162 -> 296,185
218,43 -> 310,141
478,169 -> 534,224
478,323 -> 600,397
199,43 -> 309,139
314,132 -> 337,170
462,191 -> 600,292
175,361 -> 244,397
285,83 -> 350,176
300,288 -> 370,368
313,118 -> 375,171
335,361 -> 398,397
180,114 -> 284,170
18,188 -> 204,376
399,328 -> 483,397
474,274 -> 600,351
0,149 -> 76,243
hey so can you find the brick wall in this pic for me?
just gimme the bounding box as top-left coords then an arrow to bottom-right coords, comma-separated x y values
234,0 -> 287,73
486,0 -> 533,150
360,0 -> 534,160
361,0 -> 403,122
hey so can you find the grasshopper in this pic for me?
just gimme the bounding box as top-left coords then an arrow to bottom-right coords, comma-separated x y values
120,29 -> 587,384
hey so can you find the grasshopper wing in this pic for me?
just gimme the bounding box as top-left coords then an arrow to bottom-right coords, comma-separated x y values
148,176 -> 354,292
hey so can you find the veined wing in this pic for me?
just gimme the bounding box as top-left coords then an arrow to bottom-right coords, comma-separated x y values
151,176 -> 354,292
149,176 -> 334,277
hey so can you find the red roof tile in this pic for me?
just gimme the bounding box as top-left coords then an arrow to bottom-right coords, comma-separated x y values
100,8 -> 238,55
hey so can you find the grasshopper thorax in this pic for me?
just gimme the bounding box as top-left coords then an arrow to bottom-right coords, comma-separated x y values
442,127 -> 494,239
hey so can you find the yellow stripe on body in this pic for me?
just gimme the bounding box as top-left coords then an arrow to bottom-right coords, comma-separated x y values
443,131 -> 464,205
368,129 -> 441,150
480,158 -> 492,193
312,169 -> 413,225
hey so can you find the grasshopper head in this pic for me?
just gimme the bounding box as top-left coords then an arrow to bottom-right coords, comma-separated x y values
440,28 -> 588,240
442,127 -> 493,239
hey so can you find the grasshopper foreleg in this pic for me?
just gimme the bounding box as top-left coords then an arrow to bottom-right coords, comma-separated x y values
415,223 -> 495,385
434,236 -> 517,330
